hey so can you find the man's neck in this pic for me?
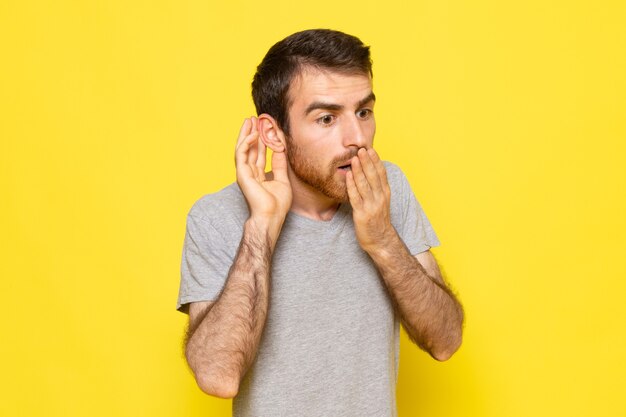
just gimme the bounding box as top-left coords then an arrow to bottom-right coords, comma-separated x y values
287,174 -> 341,222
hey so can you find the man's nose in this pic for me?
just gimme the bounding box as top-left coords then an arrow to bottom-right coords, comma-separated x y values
343,116 -> 368,149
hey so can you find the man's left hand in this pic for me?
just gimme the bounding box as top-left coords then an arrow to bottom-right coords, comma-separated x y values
346,148 -> 396,254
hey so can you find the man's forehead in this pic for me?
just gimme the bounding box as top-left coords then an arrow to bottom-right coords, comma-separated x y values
288,67 -> 373,106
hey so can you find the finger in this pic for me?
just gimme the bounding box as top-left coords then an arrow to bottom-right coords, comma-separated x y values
250,116 -> 259,132
270,148 -> 289,183
247,131 -> 259,168
346,171 -> 362,208
235,132 -> 258,168
236,118 -> 252,149
359,148 -> 382,193
235,118 -> 253,163
246,117 -> 262,173
256,135 -> 267,179
369,148 -> 391,196
350,154 -> 373,200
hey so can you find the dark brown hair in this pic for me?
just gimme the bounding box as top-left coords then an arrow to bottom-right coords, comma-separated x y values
251,29 -> 373,136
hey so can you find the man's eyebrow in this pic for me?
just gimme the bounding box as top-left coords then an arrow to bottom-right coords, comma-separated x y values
357,91 -> 376,109
304,101 -> 342,116
304,91 -> 376,116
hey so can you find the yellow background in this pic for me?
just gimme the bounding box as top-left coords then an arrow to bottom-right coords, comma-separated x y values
2,1 -> 625,416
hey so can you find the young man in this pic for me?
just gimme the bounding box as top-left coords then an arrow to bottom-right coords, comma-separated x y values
177,29 -> 464,416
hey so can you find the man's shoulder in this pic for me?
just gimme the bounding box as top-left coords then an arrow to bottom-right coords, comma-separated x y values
382,160 -> 408,191
187,182 -> 248,226
382,160 -> 420,220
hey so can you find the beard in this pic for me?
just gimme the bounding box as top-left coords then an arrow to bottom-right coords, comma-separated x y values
285,138 -> 357,202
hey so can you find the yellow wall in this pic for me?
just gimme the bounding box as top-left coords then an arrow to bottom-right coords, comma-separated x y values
2,1 -> 625,416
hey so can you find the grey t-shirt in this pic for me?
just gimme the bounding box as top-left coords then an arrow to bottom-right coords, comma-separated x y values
177,161 -> 440,417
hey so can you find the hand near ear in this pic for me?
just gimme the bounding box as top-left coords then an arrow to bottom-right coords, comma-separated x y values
235,116 -> 292,230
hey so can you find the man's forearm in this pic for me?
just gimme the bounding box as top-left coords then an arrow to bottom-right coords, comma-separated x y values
185,218 -> 278,397
368,232 -> 464,361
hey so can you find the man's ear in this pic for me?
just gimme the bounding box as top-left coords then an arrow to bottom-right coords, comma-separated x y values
257,114 -> 286,153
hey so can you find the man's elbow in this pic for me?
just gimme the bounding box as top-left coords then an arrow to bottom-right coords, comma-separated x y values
195,371 -> 240,399
185,344 -> 240,398
431,331 -> 463,362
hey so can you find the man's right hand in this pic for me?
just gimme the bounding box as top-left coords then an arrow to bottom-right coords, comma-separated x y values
187,116 -> 287,397
235,117 -> 292,239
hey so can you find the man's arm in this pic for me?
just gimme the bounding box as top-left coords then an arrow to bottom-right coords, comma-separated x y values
184,117 -> 291,398
185,218 -> 278,398
346,148 -> 464,361
367,240 -> 464,361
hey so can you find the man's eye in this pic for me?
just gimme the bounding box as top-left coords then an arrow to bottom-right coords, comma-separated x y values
317,115 -> 335,125
357,109 -> 372,119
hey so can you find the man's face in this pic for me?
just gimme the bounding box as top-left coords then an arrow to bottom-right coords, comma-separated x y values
284,67 -> 376,202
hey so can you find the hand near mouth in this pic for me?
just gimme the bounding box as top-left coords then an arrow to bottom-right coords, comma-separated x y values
346,148 -> 396,254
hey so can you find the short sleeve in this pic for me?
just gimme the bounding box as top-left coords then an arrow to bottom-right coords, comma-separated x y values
176,213 -> 235,313
386,162 -> 441,255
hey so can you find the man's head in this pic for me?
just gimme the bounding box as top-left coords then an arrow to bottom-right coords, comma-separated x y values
252,29 -> 376,203
252,29 -> 373,137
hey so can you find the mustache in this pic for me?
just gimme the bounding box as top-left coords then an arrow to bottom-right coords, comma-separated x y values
331,150 -> 360,167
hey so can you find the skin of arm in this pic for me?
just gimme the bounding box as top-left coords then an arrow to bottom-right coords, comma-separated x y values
346,148 -> 464,361
184,117 -> 291,398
